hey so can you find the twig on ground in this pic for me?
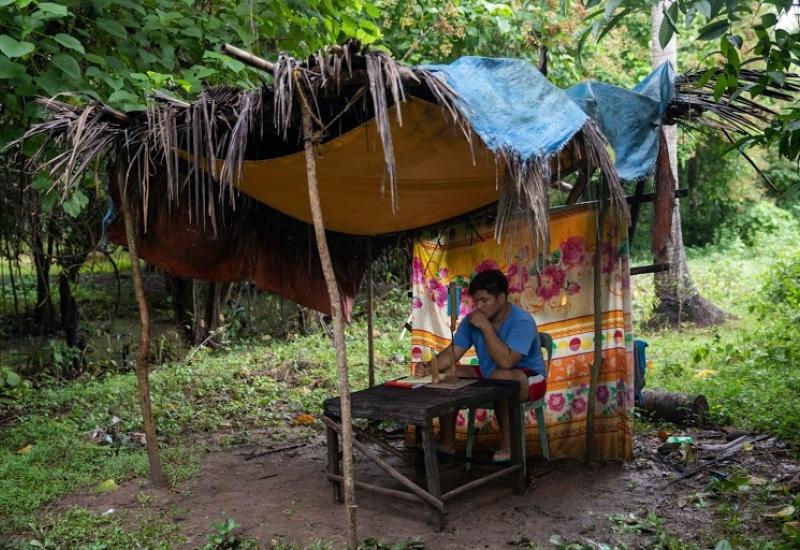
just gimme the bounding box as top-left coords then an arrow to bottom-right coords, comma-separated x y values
243,443 -> 305,461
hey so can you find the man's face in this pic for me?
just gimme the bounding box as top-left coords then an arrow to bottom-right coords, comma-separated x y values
473,289 -> 506,320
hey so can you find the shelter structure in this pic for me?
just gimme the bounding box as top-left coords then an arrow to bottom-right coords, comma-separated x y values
22,40 -> 794,545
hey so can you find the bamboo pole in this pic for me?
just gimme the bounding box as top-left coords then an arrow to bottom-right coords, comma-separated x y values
448,282 -> 457,376
367,240 -> 375,388
298,82 -> 358,548
586,177 -> 607,463
118,174 -> 165,487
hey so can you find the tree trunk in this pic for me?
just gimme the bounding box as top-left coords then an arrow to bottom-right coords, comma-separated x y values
31,220 -> 52,333
204,281 -> 222,344
119,177 -> 165,487
300,90 -> 358,548
650,1 -> 726,327
26,168 -> 53,334
169,275 -> 194,342
58,270 -> 82,377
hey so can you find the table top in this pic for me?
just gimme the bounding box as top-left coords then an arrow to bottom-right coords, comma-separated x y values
322,379 -> 518,424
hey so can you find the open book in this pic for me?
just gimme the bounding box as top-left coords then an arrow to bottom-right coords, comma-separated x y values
383,375 -> 433,389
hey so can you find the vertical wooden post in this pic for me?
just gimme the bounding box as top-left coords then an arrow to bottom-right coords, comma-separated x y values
119,176 -> 165,487
366,239 -> 375,388
652,130 -> 675,268
586,178 -> 607,463
299,88 -> 358,548
448,282 -> 457,375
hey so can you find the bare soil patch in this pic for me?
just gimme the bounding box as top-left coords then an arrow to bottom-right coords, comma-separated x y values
58,428 -> 799,549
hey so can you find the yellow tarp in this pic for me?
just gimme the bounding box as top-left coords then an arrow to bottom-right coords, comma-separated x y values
230,98 -> 501,235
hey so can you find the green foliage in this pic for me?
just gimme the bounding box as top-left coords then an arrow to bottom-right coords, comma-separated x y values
585,0 -> 800,159
4,507 -> 184,549
0,0 -> 381,124
203,516 -> 258,550
713,201 -> 800,248
763,253 -> 800,311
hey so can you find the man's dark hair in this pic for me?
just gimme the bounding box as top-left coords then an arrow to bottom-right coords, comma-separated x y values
469,269 -> 508,297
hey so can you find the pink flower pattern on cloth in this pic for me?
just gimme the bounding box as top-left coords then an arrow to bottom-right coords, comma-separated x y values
475,259 -> 499,273
535,264 -> 566,300
506,263 -> 529,293
426,278 -> 448,308
559,236 -> 587,269
548,393 -> 566,411
601,242 -> 620,274
459,287 -> 475,316
411,256 -> 425,284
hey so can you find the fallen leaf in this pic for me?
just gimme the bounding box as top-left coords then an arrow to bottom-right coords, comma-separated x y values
93,479 -> 119,493
764,505 -> 795,521
694,369 -> 718,380
748,476 -> 768,486
293,413 -> 315,426
17,444 -> 33,454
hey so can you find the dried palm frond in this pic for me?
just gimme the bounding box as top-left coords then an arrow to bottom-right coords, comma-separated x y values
671,69 -> 800,134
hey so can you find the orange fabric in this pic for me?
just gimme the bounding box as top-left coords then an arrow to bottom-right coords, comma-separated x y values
226,98 -> 501,235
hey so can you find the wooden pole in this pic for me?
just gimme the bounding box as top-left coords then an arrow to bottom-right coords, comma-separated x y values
118,174 -> 165,487
448,282 -> 457,376
366,240 -> 375,388
298,84 -> 358,548
652,130 -> 676,269
586,177 -> 607,463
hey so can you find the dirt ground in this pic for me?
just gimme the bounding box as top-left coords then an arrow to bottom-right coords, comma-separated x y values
58,428 -> 800,549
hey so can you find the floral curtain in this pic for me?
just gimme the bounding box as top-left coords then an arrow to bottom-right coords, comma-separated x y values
410,204 -> 634,460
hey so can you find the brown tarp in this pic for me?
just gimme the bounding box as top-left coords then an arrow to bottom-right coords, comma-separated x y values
106,180 -> 373,320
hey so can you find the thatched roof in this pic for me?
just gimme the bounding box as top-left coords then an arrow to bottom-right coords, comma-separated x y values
21,41 -> 634,250
15,42 -> 799,315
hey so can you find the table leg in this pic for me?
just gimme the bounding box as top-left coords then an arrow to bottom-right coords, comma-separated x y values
509,394 -> 525,494
421,421 -> 446,530
325,416 -> 343,504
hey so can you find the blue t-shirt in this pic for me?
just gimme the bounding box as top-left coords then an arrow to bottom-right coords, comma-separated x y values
453,304 -> 546,378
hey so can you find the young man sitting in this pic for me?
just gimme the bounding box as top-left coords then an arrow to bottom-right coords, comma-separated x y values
416,269 -> 546,463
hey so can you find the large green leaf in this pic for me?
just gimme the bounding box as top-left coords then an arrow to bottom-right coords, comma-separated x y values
0,56 -> 27,79
36,2 -> 69,16
52,53 -> 81,77
99,19 -> 128,40
659,2 -> 679,49
697,19 -> 729,41
0,35 -> 34,58
53,33 -> 85,54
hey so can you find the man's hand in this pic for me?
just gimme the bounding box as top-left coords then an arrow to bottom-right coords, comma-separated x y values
468,311 -> 492,331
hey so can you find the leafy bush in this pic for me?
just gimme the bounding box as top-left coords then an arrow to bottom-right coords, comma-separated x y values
713,201 -> 800,248
761,253 -> 800,313
0,366 -> 25,405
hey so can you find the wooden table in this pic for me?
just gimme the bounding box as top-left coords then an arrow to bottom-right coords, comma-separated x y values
322,379 -> 524,529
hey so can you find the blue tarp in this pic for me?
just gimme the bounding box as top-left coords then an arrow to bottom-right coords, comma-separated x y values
567,63 -> 675,181
423,58 -> 676,181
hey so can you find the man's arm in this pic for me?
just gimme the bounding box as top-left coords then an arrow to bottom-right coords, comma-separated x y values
469,312 -> 522,369
417,344 -> 467,375
481,327 -> 522,369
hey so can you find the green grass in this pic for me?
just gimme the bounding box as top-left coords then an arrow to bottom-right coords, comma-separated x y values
633,218 -> 800,444
0,294 -> 409,540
